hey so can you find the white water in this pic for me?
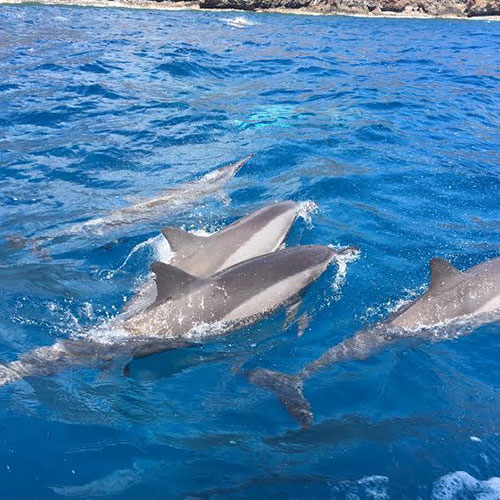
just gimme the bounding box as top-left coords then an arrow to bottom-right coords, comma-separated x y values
220,16 -> 256,28
297,200 -> 319,228
104,234 -> 173,280
329,243 -> 361,296
330,475 -> 390,499
432,471 -> 500,500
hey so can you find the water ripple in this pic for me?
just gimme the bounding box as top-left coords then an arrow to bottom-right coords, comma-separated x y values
1,5 -> 500,499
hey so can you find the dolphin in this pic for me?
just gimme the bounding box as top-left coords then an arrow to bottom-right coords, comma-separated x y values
0,245 -> 357,387
122,201 -> 303,317
248,256 -> 500,429
8,155 -> 252,252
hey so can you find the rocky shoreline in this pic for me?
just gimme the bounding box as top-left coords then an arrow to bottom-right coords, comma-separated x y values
2,0 -> 500,17
201,0 -> 500,17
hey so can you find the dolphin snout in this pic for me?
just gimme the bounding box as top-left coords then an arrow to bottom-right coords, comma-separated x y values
306,244 -> 360,268
232,154 -> 254,175
329,245 -> 361,260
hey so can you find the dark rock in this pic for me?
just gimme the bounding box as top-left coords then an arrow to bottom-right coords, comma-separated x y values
198,0 -> 500,16
467,0 -> 500,15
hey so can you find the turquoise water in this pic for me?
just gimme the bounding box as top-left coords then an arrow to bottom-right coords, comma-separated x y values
1,5 -> 500,498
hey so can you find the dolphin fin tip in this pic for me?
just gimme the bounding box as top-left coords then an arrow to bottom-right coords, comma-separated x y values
161,226 -> 207,254
429,258 -> 462,294
151,261 -> 202,301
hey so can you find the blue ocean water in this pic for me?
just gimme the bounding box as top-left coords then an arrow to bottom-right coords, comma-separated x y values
1,4 -> 500,498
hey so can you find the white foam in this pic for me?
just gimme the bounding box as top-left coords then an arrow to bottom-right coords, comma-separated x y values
359,285 -> 426,324
184,320 -> 227,341
153,232 -> 173,263
359,476 -> 390,500
220,16 -> 256,28
190,228 -> 213,237
330,475 -> 389,499
297,200 -> 319,228
104,234 -> 173,279
329,244 -> 360,296
394,307 -> 500,339
74,325 -> 129,345
432,471 -> 500,500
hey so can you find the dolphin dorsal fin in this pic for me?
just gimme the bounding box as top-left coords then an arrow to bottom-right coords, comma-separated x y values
151,261 -> 202,301
429,258 -> 462,294
161,227 -> 207,254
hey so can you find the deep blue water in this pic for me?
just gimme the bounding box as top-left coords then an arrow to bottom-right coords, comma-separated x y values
1,5 -> 500,498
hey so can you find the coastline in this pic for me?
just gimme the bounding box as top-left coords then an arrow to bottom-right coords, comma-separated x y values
1,0 -> 500,20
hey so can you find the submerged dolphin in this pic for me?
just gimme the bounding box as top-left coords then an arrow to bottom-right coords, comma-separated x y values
122,201 -> 303,317
9,155 -> 252,251
0,245 -> 356,387
249,256 -> 500,429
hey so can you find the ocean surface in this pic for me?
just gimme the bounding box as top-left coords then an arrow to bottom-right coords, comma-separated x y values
1,5 -> 500,498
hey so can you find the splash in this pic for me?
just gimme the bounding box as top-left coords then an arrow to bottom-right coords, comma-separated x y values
330,475 -> 389,500
360,284 -> 427,324
104,234 -> 173,279
432,471 -> 500,500
407,309 -> 500,340
154,232 -> 173,263
191,228 -> 214,237
329,244 -> 361,296
297,200 -> 319,228
183,320 -> 228,342
74,322 -> 132,345
220,16 -> 256,28
363,289 -> 500,341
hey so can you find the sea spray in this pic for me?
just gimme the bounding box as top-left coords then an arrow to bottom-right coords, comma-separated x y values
297,200 -> 318,228
329,244 -> 361,297
103,234 -> 173,280
432,471 -> 500,500
220,16 -> 256,28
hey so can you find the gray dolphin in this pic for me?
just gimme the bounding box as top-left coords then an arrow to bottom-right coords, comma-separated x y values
122,201 -> 303,317
122,245 -> 349,337
249,256 -> 500,429
9,155 -> 252,251
0,245 -> 357,387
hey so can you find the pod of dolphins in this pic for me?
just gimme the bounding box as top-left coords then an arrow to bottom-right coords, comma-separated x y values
3,155 -> 500,431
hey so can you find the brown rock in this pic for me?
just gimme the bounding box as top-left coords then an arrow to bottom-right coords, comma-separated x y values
198,0 -> 500,17
467,0 -> 500,15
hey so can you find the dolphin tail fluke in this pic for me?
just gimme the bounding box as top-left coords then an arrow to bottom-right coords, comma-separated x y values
247,368 -> 312,430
